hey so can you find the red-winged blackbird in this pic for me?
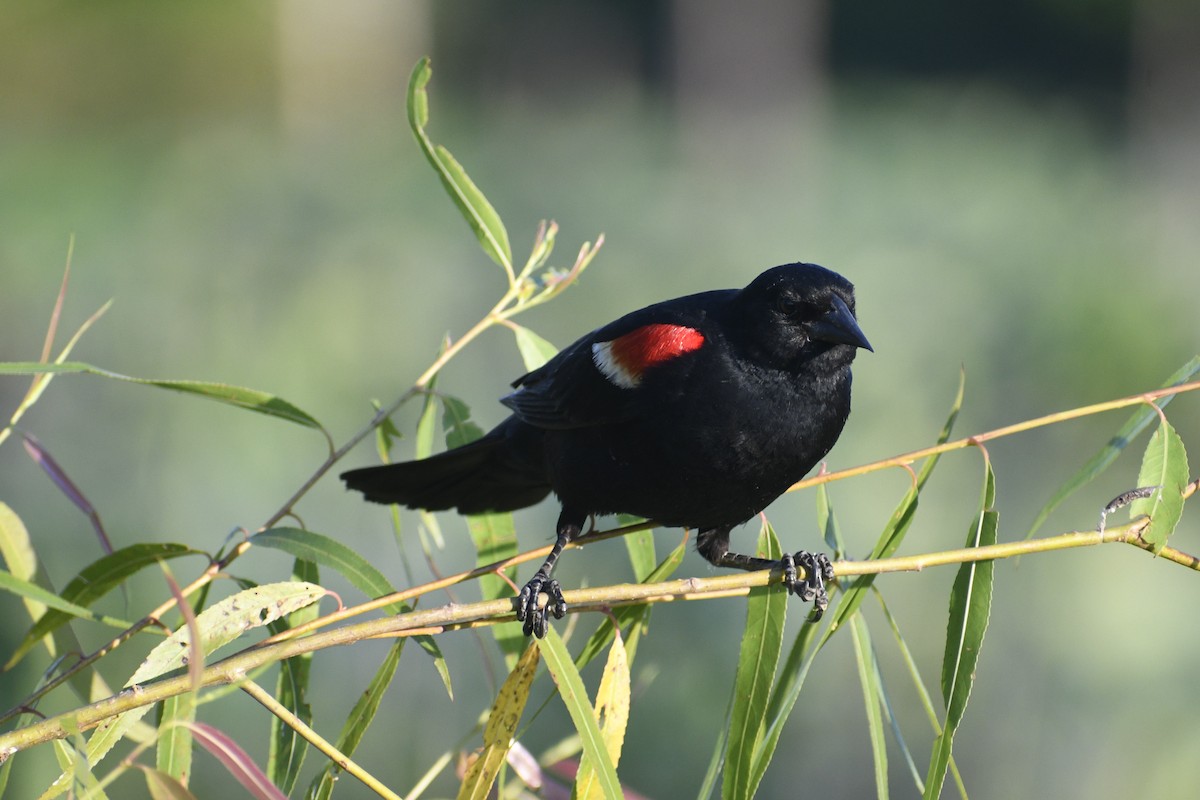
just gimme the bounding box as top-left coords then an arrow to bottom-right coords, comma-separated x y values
343,263 -> 871,636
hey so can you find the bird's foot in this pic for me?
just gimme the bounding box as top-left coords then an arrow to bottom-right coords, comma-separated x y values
514,571 -> 566,638
780,550 -> 835,620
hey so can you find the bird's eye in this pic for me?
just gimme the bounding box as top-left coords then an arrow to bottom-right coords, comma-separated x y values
775,296 -> 799,316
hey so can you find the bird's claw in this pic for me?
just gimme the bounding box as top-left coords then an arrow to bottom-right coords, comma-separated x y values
514,571 -> 566,638
780,550 -> 834,620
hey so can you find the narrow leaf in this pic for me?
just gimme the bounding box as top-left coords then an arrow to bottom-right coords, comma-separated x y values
307,641 -> 404,800
468,512 -> 526,666
695,694 -> 732,800
189,722 -> 288,800
1130,421 -> 1189,551
253,528 -> 398,611
512,325 -> 559,372
851,614 -> 888,800
134,582 -> 325,686
371,401 -> 404,463
0,287 -> 109,453
0,570 -> 141,635
458,641 -> 540,800
574,634 -> 631,800
141,766 -> 200,800
441,394 -> 485,448
253,527 -> 452,696
267,559 -> 318,794
574,536 -> 686,670
0,501 -> 40,619
78,583 -> 325,773
538,628 -> 623,800
618,515 -> 656,582
439,395 -> 524,663
406,58 -> 513,275
750,376 -> 965,796
6,543 -> 200,669
928,467 -> 998,800
21,433 -> 112,553
818,484 -> 844,555
156,693 -> 196,788
724,522 -> 786,800
160,563 -> 203,691
1028,355 -> 1200,538
875,587 -> 969,797
0,362 -> 325,431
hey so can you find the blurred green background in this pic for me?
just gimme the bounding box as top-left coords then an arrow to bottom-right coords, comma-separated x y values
2,1 -> 1198,797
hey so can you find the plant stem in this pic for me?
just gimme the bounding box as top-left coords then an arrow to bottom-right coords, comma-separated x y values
3,515 -> 1190,757
241,680 -> 401,800
788,379 -> 1200,494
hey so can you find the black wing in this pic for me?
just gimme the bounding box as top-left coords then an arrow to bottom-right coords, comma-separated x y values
500,289 -> 732,430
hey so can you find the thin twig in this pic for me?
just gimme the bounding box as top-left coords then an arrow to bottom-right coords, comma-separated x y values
787,381 -> 1200,494
241,680 -> 401,800
1,515 -> 1188,757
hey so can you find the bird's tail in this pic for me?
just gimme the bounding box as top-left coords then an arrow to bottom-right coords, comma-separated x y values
340,420 -> 550,515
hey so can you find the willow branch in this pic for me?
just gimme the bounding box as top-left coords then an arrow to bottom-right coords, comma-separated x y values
4,514 -> 1193,758
241,680 -> 400,800
787,379 -> 1200,493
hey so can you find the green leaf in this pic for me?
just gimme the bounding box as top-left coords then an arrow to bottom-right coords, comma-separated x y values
253,528 -> 397,611
538,628 -> 622,800
724,521 -> 786,800
875,587 -> 967,797
750,376 -> 966,796
371,400 -> 403,463
817,483 -> 846,557
156,692 -> 196,788
441,394 -> 486,449
1130,421 -> 1190,551
458,642 -> 540,800
438,394 -> 524,664
253,527 -> 452,696
618,515 -> 656,583
695,695 -> 731,800
574,634 -> 630,800
467,512 -> 525,666
141,766 -> 199,800
6,543 -> 201,670
1028,355 -> 1200,538
45,731 -> 106,800
267,559 -> 319,794
851,613 -> 888,800
574,536 -> 686,670
0,362 -> 325,432
406,57 -> 513,276
0,570 -> 140,637
76,583 -> 325,778
137,582 -> 325,686
927,466 -> 998,800
414,386 -> 440,460
307,641 -> 404,800
511,325 -> 559,372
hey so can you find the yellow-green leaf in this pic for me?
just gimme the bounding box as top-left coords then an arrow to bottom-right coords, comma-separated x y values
574,634 -> 630,800
539,628 -> 622,800
458,641 -> 540,800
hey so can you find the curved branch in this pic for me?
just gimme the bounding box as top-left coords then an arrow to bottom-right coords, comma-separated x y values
3,515 -> 1193,758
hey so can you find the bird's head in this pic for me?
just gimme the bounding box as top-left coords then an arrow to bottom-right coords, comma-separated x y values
732,263 -> 872,371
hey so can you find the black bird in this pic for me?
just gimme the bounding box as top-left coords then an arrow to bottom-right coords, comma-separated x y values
343,263 -> 872,637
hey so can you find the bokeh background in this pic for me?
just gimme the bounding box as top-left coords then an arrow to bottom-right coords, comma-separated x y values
2,2 -> 1198,797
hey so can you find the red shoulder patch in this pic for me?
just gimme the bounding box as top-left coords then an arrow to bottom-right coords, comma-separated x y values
591,324 -> 705,388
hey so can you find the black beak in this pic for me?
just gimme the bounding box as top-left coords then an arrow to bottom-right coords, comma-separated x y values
811,295 -> 873,352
